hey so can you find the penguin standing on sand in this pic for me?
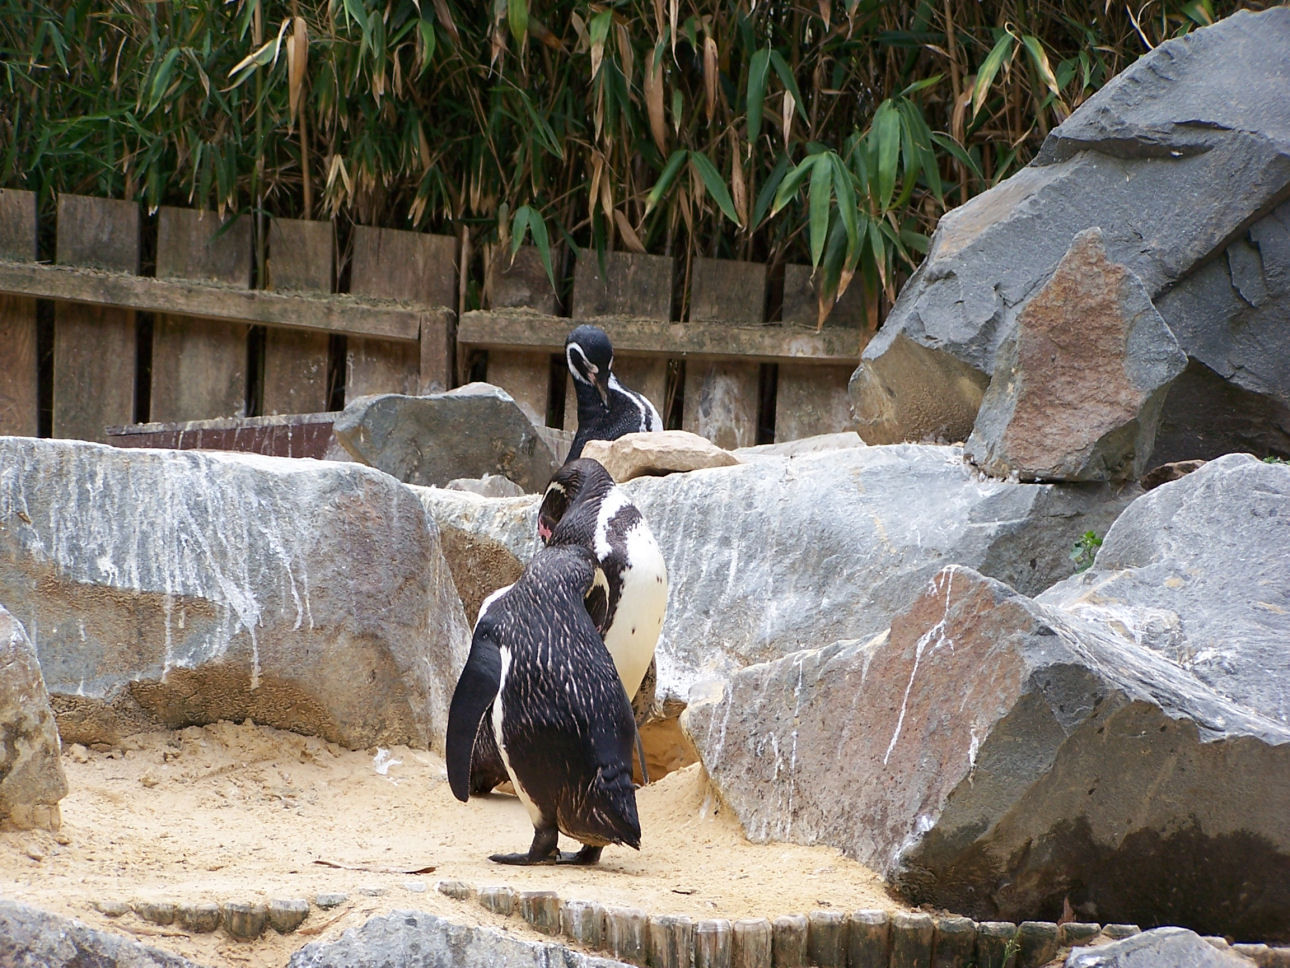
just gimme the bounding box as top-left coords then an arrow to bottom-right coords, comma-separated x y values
565,325 -> 663,462
465,458 -> 668,796
446,544 -> 641,866
537,458 -> 667,725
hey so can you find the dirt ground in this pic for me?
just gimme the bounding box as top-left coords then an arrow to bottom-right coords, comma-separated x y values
0,721 -> 908,968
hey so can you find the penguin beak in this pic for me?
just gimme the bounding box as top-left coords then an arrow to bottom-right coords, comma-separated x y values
593,370 -> 611,409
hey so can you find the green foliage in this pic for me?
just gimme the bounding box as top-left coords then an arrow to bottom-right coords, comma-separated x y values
0,0 -> 1259,317
1071,530 -> 1103,572
1263,456 -> 1289,465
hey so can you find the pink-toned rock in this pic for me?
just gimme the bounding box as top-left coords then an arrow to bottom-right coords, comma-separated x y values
966,228 -> 1187,482
580,430 -> 739,482
0,607 -> 67,830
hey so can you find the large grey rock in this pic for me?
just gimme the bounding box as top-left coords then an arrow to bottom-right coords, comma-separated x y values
418,445 -> 1135,702
286,909 -> 632,968
0,899 -> 214,967
1066,928 -> 1254,968
333,383 -> 560,492
1040,454 -> 1290,725
965,228 -> 1186,481
0,437 -> 469,751
1151,198 -> 1290,462
0,607 -> 66,830
683,565 -> 1290,941
851,8 -> 1290,457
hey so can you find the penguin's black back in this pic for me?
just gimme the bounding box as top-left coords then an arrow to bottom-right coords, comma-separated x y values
451,544 -> 640,849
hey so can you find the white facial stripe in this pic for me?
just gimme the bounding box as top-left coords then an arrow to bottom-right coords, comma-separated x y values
567,344 -> 597,385
475,584 -> 513,630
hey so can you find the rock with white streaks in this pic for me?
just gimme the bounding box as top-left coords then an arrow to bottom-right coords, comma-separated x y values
0,606 -> 67,830
417,444 -> 1135,703
0,436 -> 470,750
683,565 -> 1290,942
0,899 -> 215,967
1039,453 -> 1290,725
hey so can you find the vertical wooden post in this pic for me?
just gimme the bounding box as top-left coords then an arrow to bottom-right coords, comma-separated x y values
890,912 -> 935,968
770,914 -> 807,968
518,890 -> 562,936
53,195 -> 140,442
682,258 -> 767,449
847,910 -> 891,968
694,919 -> 733,968
930,916 -> 976,968
0,189 -> 38,437
483,244 -> 561,426
478,885 -> 516,916
732,918 -> 772,968
605,906 -> 650,966
264,218 -> 333,414
806,911 -> 847,968
347,226 -> 456,400
150,207 -> 253,422
566,251 -> 673,432
647,913 -> 693,968
974,922 -> 1018,968
774,265 -> 863,442
562,899 -> 607,950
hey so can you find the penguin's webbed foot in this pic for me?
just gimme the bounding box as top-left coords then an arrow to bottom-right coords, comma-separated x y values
490,826 -> 560,865
556,844 -> 603,866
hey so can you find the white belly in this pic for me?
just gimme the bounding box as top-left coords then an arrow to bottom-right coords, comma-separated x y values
603,521 -> 668,698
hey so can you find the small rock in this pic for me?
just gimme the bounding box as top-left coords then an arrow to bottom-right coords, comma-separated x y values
1068,927 -> 1251,967
581,430 -> 739,482
222,901 -> 267,941
267,898 -> 310,934
93,899 -> 130,919
22,844 -> 44,862
133,900 -> 175,926
1101,924 -> 1141,941
446,474 -> 527,498
1139,459 -> 1206,490
402,881 -> 428,894
176,900 -> 221,933
66,744 -> 90,764
357,885 -> 387,897
436,880 -> 473,901
139,771 -> 160,788
314,893 -> 348,910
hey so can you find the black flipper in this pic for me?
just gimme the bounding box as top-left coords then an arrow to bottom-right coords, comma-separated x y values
446,621 -> 503,803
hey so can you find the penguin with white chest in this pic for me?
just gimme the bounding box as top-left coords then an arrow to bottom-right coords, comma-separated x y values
565,324 -> 663,462
446,543 -> 641,865
537,458 -> 668,723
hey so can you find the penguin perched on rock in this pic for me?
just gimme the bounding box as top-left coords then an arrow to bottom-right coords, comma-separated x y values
538,458 -> 667,723
446,544 -> 641,866
565,325 -> 663,462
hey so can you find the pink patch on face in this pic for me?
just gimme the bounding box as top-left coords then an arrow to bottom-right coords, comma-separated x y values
538,520 -> 553,542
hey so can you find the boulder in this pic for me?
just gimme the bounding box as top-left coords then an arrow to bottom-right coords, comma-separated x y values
582,430 -> 740,482
0,606 -> 67,830
691,567 -> 1290,949
733,431 -> 864,462
418,444 -> 1135,703
851,7 -> 1290,461
965,228 -> 1186,482
445,473 -> 527,498
683,565 -> 1290,941
0,899 -> 214,967
332,382 -> 560,492
1040,454 -> 1290,725
1066,928 -> 1254,968
0,437 -> 470,751
286,909 -> 632,968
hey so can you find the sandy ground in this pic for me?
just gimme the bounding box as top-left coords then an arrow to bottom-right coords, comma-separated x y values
0,721 -> 908,967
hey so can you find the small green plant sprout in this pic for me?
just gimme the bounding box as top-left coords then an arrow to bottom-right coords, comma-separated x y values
1071,530 -> 1103,572
1262,455 -> 1289,465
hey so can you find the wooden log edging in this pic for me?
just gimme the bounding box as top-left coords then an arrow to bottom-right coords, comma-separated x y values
437,882 -> 1290,968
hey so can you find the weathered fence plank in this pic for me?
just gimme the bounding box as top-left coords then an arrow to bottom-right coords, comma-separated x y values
52,195 -> 139,442
264,218 -> 333,414
775,266 -> 864,441
483,244 -> 561,425
346,226 -> 456,399
683,258 -> 768,448
150,208 -> 252,421
564,251 -> 675,431
0,189 -> 38,437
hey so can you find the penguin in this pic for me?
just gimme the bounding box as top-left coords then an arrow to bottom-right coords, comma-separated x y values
565,324 -> 663,462
446,544 -> 641,866
537,458 -> 668,724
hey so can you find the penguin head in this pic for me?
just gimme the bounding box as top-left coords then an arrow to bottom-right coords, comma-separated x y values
566,324 -> 614,408
538,458 -> 615,544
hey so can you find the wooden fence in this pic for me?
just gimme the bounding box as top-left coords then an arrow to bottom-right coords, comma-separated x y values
0,189 -> 870,453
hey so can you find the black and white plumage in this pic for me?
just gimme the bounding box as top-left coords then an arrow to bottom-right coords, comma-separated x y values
565,324 -> 663,462
446,543 -> 641,866
538,458 -> 668,722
